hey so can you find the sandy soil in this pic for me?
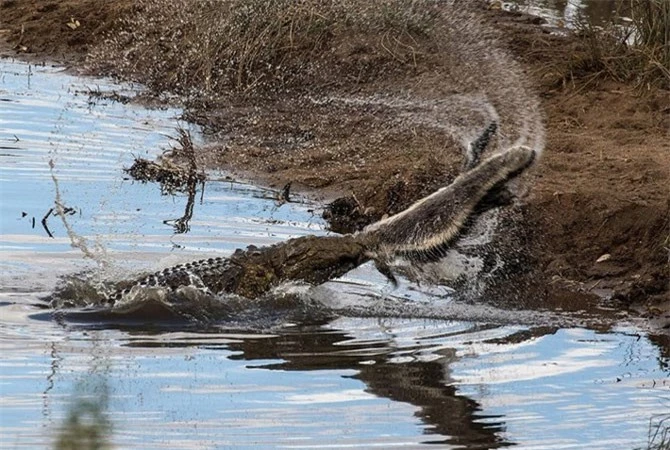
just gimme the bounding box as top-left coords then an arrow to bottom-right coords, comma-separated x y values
1,0 -> 667,333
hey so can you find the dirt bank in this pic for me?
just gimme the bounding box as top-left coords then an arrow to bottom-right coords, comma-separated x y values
1,0 -> 667,330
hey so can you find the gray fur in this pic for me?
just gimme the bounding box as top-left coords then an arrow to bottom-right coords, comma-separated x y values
359,146 -> 536,276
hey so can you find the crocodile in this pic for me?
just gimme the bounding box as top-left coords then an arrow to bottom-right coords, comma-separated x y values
107,126 -> 537,305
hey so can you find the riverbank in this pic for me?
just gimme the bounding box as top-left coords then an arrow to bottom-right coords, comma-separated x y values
1,0 -> 667,334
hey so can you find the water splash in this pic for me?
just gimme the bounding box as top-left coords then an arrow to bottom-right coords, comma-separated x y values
49,158 -> 111,270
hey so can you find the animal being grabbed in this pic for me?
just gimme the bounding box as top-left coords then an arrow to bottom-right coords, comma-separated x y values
105,127 -> 537,307
361,144 -> 535,285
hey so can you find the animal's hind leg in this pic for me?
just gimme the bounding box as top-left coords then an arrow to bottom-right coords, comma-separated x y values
463,122 -> 497,171
374,258 -> 399,287
473,183 -> 515,215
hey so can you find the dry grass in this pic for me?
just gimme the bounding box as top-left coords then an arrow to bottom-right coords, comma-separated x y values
124,128 -> 205,195
572,0 -> 669,89
90,0 -> 444,98
645,411 -> 670,450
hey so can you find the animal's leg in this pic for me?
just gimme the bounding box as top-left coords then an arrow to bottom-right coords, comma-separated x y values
373,258 -> 399,287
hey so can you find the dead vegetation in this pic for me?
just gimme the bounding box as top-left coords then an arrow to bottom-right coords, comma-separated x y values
569,0 -> 669,89
89,0 -> 447,98
124,128 -> 204,195
644,411 -> 670,450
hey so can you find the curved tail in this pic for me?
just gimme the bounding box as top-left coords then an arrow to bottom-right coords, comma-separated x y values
359,146 -> 536,275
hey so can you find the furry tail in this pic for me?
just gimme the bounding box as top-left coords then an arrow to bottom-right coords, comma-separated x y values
360,146 -> 536,273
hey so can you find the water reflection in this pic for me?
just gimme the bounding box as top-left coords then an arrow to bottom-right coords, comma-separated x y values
223,325 -> 513,447
161,178 -> 202,235
12,317 -> 663,449
507,0 -> 618,26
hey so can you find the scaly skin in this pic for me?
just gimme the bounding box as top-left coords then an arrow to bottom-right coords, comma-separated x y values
108,235 -> 369,304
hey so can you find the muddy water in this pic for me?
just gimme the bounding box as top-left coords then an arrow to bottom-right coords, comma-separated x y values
1,60 -> 668,449
504,0 -> 618,26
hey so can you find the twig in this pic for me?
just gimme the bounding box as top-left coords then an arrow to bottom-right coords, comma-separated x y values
41,208 -> 54,238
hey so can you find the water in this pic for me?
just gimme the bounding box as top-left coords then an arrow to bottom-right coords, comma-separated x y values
1,60 -> 668,449
503,0 -> 619,27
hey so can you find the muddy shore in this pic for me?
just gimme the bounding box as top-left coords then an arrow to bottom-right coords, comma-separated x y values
1,1 -> 667,334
